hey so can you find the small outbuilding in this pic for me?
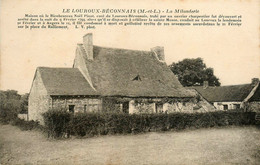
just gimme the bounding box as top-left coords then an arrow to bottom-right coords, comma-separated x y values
191,79 -> 260,112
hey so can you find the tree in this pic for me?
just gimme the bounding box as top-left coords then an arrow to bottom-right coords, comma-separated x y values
169,58 -> 221,87
0,90 -> 22,121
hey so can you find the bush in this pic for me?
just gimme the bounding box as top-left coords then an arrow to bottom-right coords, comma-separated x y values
42,109 -> 71,138
42,110 -> 257,138
11,118 -> 42,131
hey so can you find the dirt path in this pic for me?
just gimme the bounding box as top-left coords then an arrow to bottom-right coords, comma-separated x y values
0,124 -> 259,165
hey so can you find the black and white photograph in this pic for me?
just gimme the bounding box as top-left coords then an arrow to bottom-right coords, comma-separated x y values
0,0 -> 259,164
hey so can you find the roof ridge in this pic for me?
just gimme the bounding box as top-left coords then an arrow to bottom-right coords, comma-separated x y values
93,45 -> 152,53
37,67 -> 78,69
212,84 -> 251,88
219,84 -> 251,87
192,84 -> 251,88
78,43 -> 152,53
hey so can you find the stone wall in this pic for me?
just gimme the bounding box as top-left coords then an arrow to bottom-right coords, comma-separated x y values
128,98 -> 196,114
51,96 -> 102,113
164,102 -> 194,113
28,69 -> 50,124
213,101 -> 241,110
130,101 -> 155,114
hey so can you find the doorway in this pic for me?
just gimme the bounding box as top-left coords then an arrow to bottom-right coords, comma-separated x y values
69,105 -> 75,113
122,102 -> 129,113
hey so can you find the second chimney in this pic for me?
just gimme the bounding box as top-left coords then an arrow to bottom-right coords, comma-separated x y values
251,78 -> 259,86
83,33 -> 93,60
203,81 -> 209,89
151,46 -> 165,62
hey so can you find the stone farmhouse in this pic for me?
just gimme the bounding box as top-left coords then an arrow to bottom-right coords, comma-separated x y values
191,79 -> 260,112
29,33 -> 212,124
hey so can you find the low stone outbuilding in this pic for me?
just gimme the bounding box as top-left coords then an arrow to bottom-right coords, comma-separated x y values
29,33 -> 199,124
191,79 -> 260,112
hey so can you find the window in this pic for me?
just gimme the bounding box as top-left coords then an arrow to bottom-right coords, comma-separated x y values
69,105 -> 75,113
155,103 -> 163,113
133,75 -> 141,81
223,105 -> 228,110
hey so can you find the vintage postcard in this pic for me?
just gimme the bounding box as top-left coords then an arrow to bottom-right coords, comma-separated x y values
0,0 -> 259,164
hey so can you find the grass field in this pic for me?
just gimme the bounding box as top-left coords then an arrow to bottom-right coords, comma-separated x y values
0,124 -> 259,165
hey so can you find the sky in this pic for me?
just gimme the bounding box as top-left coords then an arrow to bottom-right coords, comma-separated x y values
0,0 -> 259,94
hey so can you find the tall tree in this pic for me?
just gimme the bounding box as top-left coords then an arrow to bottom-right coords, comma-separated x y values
169,58 -> 221,87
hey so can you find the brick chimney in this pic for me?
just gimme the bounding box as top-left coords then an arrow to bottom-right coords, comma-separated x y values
151,46 -> 165,62
251,78 -> 259,86
83,33 -> 93,60
203,81 -> 209,89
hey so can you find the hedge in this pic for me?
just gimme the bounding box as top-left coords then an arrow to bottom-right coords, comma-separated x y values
10,118 -> 42,131
42,109 -> 71,138
42,110 -> 257,138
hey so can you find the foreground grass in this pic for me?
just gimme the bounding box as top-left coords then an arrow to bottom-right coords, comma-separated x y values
0,124 -> 259,165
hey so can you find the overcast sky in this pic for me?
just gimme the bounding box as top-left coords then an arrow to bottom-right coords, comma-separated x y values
1,0 -> 259,94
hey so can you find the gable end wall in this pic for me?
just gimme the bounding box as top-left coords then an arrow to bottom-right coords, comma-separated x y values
28,69 -> 50,125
